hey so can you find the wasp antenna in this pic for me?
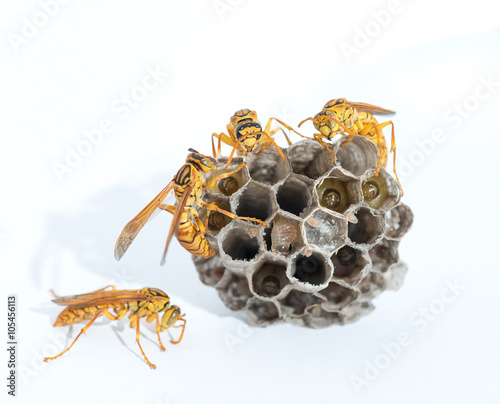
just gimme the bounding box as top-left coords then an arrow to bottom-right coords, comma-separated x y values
298,117 -> 316,128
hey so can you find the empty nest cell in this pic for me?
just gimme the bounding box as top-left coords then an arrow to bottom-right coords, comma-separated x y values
235,181 -> 274,222
287,140 -> 333,179
347,208 -> 384,246
335,136 -> 379,176
276,177 -> 311,217
220,227 -> 260,261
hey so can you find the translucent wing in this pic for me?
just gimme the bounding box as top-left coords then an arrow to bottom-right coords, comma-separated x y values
349,101 -> 396,116
52,289 -> 148,307
114,181 -> 174,261
160,182 -> 195,265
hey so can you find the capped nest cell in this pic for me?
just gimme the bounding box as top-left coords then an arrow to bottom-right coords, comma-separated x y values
192,138 -> 413,328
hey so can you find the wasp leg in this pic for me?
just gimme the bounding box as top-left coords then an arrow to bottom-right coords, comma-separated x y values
211,132 -> 235,157
170,314 -> 186,344
146,314 -> 166,351
196,200 -> 267,227
265,117 -> 305,144
313,133 -> 337,163
44,308 -> 105,362
372,120 -> 403,195
135,317 -> 156,369
263,119 -> 292,145
224,135 -> 249,169
159,204 -> 177,214
204,161 -> 246,190
253,131 -> 287,162
253,127 -> 288,156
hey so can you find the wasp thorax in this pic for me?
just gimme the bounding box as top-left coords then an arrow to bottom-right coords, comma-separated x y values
362,181 -> 380,200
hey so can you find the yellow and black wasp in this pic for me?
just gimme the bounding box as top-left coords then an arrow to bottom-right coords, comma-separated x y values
44,286 -> 186,369
114,148 -> 267,263
212,109 -> 302,168
298,98 -> 402,192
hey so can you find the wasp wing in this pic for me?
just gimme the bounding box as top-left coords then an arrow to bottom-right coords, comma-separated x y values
114,181 -> 174,261
350,101 -> 395,116
160,182 -> 195,265
52,289 -> 148,308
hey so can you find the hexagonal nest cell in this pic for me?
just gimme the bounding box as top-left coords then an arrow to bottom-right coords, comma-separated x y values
193,138 -> 413,328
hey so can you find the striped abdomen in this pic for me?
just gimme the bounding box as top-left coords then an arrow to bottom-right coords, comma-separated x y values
176,211 -> 215,258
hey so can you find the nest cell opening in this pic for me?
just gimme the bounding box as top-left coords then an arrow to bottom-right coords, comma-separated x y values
316,173 -> 359,214
292,253 -> 329,285
362,171 -> 399,211
369,239 -> 399,272
304,209 -> 346,253
235,182 -> 273,222
336,136 -> 378,176
281,290 -> 322,317
216,272 -> 252,311
246,146 -> 289,185
251,262 -> 289,298
358,273 -> 387,297
287,140 -> 333,179
276,179 -> 310,216
385,203 -> 414,240
348,208 -> 384,245
319,282 -> 357,309
331,246 -> 368,284
221,228 -> 260,261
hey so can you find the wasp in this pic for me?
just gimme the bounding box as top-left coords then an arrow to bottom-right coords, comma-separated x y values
114,148 -> 267,263
212,109 -> 302,169
43,286 -> 186,369
298,98 -> 402,193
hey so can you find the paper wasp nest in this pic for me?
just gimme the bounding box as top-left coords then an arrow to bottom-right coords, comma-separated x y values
193,137 -> 413,328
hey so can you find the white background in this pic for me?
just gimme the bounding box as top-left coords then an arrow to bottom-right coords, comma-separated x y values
1,0 -> 500,403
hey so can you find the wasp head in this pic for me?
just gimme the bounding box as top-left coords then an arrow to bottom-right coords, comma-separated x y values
160,305 -> 181,331
312,111 -> 341,139
187,148 -> 217,173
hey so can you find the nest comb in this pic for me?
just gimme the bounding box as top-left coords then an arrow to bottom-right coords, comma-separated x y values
192,137 -> 413,328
